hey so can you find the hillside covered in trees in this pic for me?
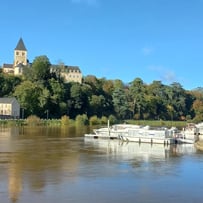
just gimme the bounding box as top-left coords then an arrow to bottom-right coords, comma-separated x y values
1,55 -> 203,122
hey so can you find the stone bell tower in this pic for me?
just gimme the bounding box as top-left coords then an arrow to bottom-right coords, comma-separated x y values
14,38 -> 27,66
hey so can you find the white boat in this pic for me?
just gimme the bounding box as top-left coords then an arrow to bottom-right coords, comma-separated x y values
195,122 -> 203,141
84,123 -> 141,139
84,127 -> 118,139
85,123 -> 198,145
178,123 -> 199,143
119,125 -> 176,145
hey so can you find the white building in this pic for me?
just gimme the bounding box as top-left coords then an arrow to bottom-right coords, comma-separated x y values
0,98 -> 20,118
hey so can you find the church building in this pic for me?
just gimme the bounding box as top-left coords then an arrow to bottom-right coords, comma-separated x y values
2,38 -> 27,75
1,38 -> 82,83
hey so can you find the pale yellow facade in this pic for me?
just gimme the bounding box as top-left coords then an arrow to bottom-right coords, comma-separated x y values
0,98 -> 20,118
61,69 -> 82,83
14,65 -> 24,75
14,50 -> 27,66
2,65 -> 14,74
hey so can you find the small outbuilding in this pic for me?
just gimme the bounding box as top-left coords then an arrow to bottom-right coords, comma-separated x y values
0,97 -> 20,119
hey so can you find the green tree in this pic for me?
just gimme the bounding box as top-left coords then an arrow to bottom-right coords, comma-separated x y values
83,75 -> 102,95
68,83 -> 88,118
14,81 -> 46,116
146,81 -> 167,120
0,74 -> 21,97
32,55 -> 51,81
89,95 -> 105,117
165,82 -> 187,120
192,99 -> 203,122
112,87 -> 129,119
46,78 -> 66,117
129,78 -> 147,119
101,79 -> 114,95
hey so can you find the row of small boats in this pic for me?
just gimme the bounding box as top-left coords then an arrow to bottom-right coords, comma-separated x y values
85,122 -> 203,144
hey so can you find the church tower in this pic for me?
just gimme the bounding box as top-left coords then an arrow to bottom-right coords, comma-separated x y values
14,38 -> 27,66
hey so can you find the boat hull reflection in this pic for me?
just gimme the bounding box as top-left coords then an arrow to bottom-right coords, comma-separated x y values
84,138 -> 170,160
84,138 -> 197,161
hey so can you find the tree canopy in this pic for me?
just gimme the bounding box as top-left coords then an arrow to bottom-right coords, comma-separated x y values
0,55 -> 202,121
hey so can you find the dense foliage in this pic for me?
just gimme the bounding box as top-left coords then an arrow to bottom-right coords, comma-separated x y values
1,55 -> 203,122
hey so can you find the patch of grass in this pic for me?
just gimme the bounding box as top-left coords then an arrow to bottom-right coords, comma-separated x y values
125,120 -> 187,129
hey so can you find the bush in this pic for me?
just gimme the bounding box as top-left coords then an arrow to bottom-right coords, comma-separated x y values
26,115 -> 41,126
75,114 -> 89,125
89,115 -> 100,125
100,116 -> 108,125
61,115 -> 69,125
108,115 -> 117,125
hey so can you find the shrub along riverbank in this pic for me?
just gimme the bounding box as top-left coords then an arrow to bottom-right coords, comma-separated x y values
0,114 -> 188,129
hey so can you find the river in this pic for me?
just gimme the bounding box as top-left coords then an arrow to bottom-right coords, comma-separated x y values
0,126 -> 203,203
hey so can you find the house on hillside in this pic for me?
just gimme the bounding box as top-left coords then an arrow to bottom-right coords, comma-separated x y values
60,65 -> 82,83
0,98 -> 20,119
51,65 -> 82,84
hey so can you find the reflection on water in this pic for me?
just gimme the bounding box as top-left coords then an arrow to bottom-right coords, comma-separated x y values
84,137 -> 171,160
0,126 -> 202,203
0,126 -> 87,203
83,138 -> 197,176
84,137 -> 196,159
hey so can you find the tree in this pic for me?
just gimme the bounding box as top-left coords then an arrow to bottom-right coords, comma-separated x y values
0,74 -> 21,97
46,78 -> 66,117
48,78 -> 65,103
89,95 -> 105,117
167,82 -> 187,120
32,55 -> 51,81
129,78 -> 147,119
146,81 -> 167,120
14,81 -> 46,116
68,83 -> 88,118
83,75 -> 102,95
112,87 -> 129,119
101,79 -> 114,95
192,99 -> 203,122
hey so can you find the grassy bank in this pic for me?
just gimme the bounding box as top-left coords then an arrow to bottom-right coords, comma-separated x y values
0,118 -> 188,129
125,120 -> 187,129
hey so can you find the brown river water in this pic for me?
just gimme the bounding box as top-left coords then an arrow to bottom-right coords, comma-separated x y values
0,126 -> 203,203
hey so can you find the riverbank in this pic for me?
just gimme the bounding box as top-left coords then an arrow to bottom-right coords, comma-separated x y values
195,141 -> 203,151
0,118 -> 187,128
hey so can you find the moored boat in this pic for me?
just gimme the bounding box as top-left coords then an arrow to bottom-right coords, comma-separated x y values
84,123 -> 141,139
84,122 -> 200,144
178,123 -> 199,143
119,125 -> 176,145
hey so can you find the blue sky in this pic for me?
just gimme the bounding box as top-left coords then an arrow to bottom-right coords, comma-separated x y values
0,0 -> 203,90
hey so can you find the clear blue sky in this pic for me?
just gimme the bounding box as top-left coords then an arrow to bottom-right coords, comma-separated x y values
1,0 -> 203,90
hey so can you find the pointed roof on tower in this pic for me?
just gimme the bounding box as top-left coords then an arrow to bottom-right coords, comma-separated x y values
15,38 -> 27,51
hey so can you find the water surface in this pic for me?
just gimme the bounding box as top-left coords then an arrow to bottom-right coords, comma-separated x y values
0,126 -> 203,203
